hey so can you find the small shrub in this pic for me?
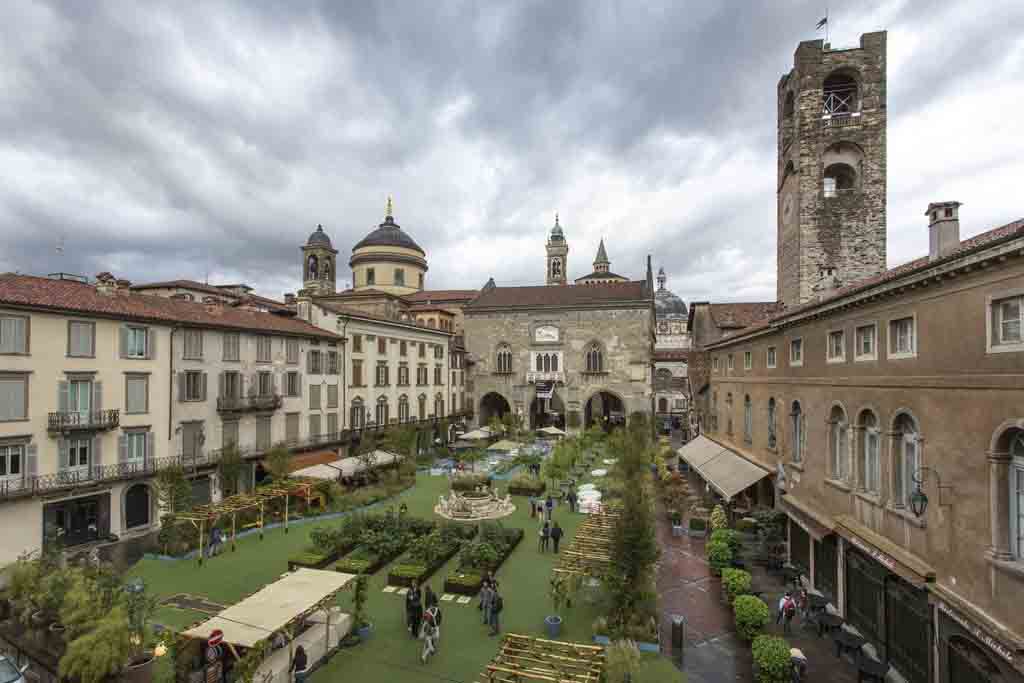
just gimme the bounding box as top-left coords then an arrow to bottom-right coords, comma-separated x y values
710,528 -> 741,555
592,616 -> 610,637
710,504 -> 728,531
721,568 -> 752,605
733,595 -> 770,641
706,539 -> 733,575
451,473 -> 490,491
751,635 -> 792,683
605,640 -> 641,683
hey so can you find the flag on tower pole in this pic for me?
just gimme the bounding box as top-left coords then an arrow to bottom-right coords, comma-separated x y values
816,15 -> 828,29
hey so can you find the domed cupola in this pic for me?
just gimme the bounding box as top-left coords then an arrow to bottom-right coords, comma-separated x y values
307,225 -> 334,248
349,197 -> 429,295
654,267 -> 687,317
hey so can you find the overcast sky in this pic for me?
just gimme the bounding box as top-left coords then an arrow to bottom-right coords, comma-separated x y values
2,1 -> 1022,304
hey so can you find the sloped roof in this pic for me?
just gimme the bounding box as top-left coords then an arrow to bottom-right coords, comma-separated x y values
575,271 -> 629,282
594,239 -> 609,265
466,281 -> 649,310
353,215 -> 424,254
317,300 -> 452,335
132,279 -> 290,312
403,289 -> 479,303
709,302 -> 782,330
0,274 -> 337,339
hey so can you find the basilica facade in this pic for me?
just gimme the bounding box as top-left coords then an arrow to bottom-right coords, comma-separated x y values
463,218 -> 656,431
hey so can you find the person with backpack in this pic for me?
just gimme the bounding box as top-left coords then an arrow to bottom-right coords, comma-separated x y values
488,589 -> 503,636
420,605 -> 440,663
550,521 -> 564,554
777,592 -> 791,625
782,593 -> 797,634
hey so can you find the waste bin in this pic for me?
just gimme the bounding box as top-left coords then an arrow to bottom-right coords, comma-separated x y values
671,614 -> 685,651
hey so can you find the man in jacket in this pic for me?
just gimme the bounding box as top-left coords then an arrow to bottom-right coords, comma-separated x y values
550,521 -> 564,553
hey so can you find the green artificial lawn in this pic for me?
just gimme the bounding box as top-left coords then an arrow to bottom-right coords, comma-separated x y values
128,473 -> 682,682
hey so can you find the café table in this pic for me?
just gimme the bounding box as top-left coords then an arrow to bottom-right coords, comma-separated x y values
857,654 -> 889,683
817,612 -> 844,638
833,629 -> 866,659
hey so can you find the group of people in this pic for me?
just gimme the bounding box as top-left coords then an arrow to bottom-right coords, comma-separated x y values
404,581 -> 442,663
775,589 -> 808,634
537,520 -> 564,553
478,572 -> 503,636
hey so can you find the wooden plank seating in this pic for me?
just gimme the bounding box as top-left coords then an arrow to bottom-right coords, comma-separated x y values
477,634 -> 605,683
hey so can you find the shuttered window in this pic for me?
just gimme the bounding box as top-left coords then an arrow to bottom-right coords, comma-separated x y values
222,333 -> 240,361
286,339 -> 300,364
183,371 -> 206,401
0,375 -> 28,421
309,384 -> 321,411
255,417 -> 272,450
123,326 -> 148,359
222,420 -> 239,448
125,375 -> 148,414
285,413 -> 300,444
68,321 -> 95,357
285,372 -> 300,397
352,360 -> 363,386
183,329 -> 203,359
326,413 -> 338,437
309,413 -> 321,441
327,351 -> 339,374
352,334 -> 362,353
327,384 -> 338,409
0,316 -> 29,354
308,350 -> 322,374
258,372 -> 273,396
257,336 -> 272,362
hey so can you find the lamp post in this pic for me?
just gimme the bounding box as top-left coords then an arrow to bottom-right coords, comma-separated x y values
910,467 -> 953,518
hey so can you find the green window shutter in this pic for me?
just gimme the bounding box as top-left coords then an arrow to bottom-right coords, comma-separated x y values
119,435 -> 128,463
146,432 -> 155,462
147,328 -> 157,360
201,373 -> 208,401
25,444 -> 37,477
119,325 -> 128,359
58,381 -> 70,413
58,439 -> 68,470
177,372 -> 185,402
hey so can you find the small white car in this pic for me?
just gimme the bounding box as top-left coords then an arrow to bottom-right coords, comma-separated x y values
0,656 -> 28,683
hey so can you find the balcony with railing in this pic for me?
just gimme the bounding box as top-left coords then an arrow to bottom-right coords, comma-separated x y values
526,371 -> 565,383
216,394 -> 283,414
47,409 -> 120,435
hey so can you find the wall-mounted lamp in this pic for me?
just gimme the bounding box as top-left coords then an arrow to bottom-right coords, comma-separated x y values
910,467 -> 954,518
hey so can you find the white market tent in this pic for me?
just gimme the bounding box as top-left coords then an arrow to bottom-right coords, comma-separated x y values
676,435 -> 771,501
487,440 -> 521,452
292,450 -> 400,481
183,568 -> 356,647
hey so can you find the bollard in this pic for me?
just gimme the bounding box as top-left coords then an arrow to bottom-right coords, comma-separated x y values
671,614 -> 685,664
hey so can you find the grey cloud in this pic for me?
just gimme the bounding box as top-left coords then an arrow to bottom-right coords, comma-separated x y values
0,0 -> 1021,306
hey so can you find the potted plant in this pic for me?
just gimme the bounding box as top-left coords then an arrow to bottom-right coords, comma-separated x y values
59,606 -> 132,683
546,575 -> 568,638
123,583 -> 160,683
733,595 -> 770,641
751,634 -> 791,683
605,639 -> 641,683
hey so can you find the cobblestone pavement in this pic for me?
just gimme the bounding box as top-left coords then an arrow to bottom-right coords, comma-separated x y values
655,435 -> 862,682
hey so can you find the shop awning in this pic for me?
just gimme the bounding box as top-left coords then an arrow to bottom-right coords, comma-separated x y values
183,568 -> 355,647
292,450 -> 400,480
834,515 -> 936,587
538,426 -> 566,437
487,440 -> 521,452
676,435 -> 772,501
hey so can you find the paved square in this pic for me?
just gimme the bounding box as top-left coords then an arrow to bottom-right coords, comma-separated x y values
396,587 -> 409,596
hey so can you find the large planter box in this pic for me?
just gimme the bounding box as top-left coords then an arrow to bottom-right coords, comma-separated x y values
287,539 -> 359,572
443,529 -> 524,596
507,483 -> 546,496
335,546 -> 402,575
592,635 -> 660,652
387,542 -> 462,588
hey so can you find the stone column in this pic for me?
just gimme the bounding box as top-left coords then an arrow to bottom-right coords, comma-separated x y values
988,449 -> 1013,561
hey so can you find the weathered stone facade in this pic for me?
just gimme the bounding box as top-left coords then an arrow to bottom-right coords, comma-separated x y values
777,31 -> 888,307
465,297 -> 654,431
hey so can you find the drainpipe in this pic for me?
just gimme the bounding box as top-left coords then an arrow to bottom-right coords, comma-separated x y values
168,325 -> 180,455
339,316 -> 349,454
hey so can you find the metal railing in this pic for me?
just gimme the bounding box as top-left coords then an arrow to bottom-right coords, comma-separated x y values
0,411 -> 474,500
526,371 -> 565,383
216,394 -> 283,413
47,409 -> 120,433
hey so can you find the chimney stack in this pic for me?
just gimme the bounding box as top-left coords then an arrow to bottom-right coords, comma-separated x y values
927,201 -> 962,261
284,293 -> 296,306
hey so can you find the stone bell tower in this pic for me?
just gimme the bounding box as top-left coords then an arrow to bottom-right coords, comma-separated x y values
546,214 -> 569,286
301,224 -> 338,296
777,31 -> 888,307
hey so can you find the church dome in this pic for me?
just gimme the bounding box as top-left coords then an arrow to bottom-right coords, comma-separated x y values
353,214 -> 424,254
655,267 -> 687,316
307,224 -> 333,248
549,214 -> 565,241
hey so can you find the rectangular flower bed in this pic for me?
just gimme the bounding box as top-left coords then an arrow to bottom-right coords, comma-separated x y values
386,528 -> 476,588
287,539 -> 360,572
334,546 -> 401,575
442,528 -> 523,596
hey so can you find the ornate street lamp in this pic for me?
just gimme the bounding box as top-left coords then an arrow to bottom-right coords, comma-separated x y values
910,467 -> 953,518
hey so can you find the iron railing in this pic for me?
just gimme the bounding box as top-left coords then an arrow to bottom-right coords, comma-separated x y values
47,410 -> 120,434
216,394 -> 283,413
526,371 -> 565,383
0,411 -> 474,500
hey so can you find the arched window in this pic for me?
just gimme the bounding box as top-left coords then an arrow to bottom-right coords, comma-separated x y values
829,405 -> 849,482
791,401 -> 804,463
822,71 -> 858,115
543,354 -> 551,372
376,396 -> 389,425
824,163 -> 857,196
350,398 -> 365,429
743,395 -> 753,443
551,354 -> 558,371
536,354 -> 543,371
858,410 -> 880,493
307,255 -> 319,280
822,142 -> 864,196
892,413 -> 920,507
496,344 -> 512,373
551,259 -> 562,278
1009,429 -> 1024,559
398,395 -> 409,423
585,343 -> 604,373
767,398 -> 777,449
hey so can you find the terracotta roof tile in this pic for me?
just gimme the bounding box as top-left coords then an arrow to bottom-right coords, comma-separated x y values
316,300 -> 452,335
467,281 -> 649,309
0,274 -> 338,339
403,289 -> 479,303
709,302 -> 782,329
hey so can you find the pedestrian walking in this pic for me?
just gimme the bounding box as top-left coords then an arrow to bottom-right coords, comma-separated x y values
424,585 -> 438,610
541,521 -> 551,552
480,582 -> 494,626
567,489 -> 577,513
290,645 -> 308,683
528,495 -> 537,518
545,495 -> 554,521
550,521 -> 563,554
776,592 -> 791,625
537,521 -> 547,552
420,606 -> 440,663
488,588 -> 503,636
406,581 -> 423,639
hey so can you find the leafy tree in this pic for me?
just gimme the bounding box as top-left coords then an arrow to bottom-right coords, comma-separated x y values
59,605 -> 131,683
154,465 -> 191,515
217,443 -> 245,498
264,444 -> 292,483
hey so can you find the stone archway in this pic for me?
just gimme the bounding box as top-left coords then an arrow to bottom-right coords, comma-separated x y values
530,391 -> 565,430
479,392 -> 512,427
584,390 -> 625,431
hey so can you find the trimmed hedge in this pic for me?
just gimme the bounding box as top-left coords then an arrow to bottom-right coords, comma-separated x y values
752,635 -> 792,683
721,567 -> 752,605
387,531 -> 474,588
733,595 -> 770,641
443,528 -> 524,596
707,539 -> 733,575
